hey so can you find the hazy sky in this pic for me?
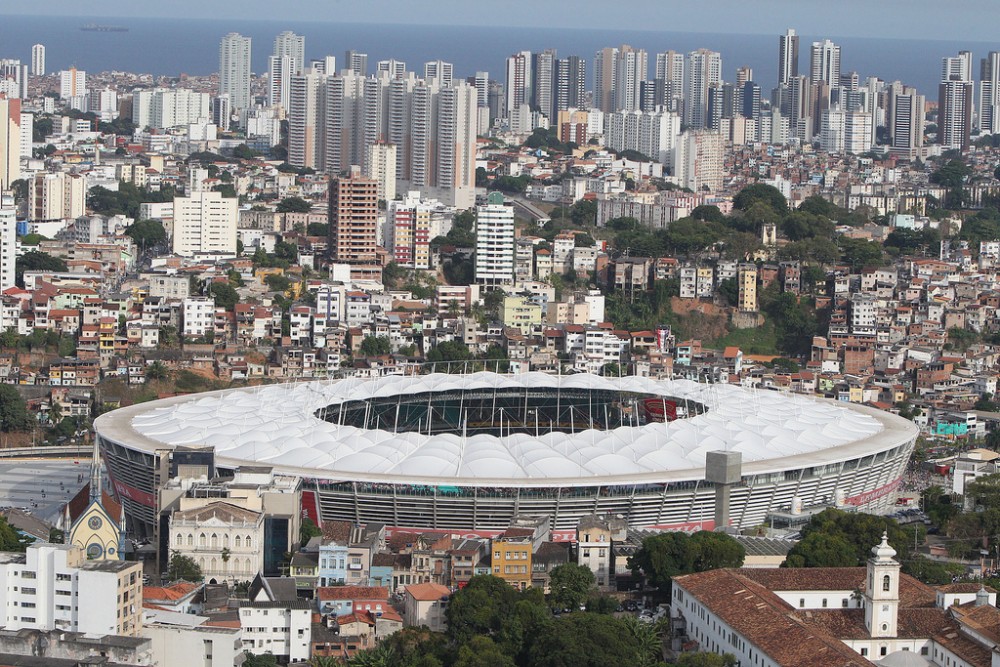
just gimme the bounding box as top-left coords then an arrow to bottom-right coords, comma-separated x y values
5,0 -> 1000,41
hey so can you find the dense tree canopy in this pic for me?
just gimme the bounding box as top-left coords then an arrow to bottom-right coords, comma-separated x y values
547,563 -> 596,610
207,282 -> 239,311
0,385 -> 33,432
783,509 -> 909,568
167,552 -> 203,581
732,183 -> 788,213
360,336 -> 392,357
15,251 -> 68,287
88,181 -> 175,218
629,530 -> 745,591
125,219 -> 167,249
526,613 -> 645,667
276,196 -> 312,213
0,515 -> 31,552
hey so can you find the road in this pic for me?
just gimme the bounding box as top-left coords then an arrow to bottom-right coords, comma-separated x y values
0,459 -> 91,526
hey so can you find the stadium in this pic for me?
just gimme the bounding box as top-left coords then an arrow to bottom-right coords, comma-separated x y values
93,372 -> 919,539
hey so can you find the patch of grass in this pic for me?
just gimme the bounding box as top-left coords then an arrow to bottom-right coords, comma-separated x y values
712,320 -> 779,355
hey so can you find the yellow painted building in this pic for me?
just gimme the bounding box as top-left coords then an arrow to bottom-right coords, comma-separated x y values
502,296 -> 542,335
491,530 -> 533,590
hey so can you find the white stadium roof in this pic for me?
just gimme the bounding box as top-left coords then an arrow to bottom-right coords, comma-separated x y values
96,373 -> 916,486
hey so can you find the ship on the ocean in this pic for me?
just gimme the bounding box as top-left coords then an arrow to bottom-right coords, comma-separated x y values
80,23 -> 129,32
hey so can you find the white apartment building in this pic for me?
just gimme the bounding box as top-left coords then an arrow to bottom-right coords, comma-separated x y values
845,111 -> 874,154
288,70 -> 325,170
850,293 -> 878,337
366,142 -> 397,202
604,110 -> 681,164
0,192 -> 14,292
146,274 -> 190,300
820,108 -> 846,153
573,329 -> 627,375
0,543 -> 142,637
31,44 -> 44,76
475,192 -> 515,286
28,172 -> 86,222
59,68 -> 86,99
172,191 -> 238,257
673,130 -> 724,193
182,297 -> 215,337
132,88 -> 211,130
0,97 -> 21,189
219,33 -> 252,111
240,590 -> 311,663
142,609 -> 244,667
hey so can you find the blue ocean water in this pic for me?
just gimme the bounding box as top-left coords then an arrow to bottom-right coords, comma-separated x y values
0,14 -> 994,96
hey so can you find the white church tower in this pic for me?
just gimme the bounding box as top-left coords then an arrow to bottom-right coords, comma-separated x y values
864,531 -> 900,638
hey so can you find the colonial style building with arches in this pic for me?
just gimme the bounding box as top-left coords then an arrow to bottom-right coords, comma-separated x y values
169,501 -> 264,583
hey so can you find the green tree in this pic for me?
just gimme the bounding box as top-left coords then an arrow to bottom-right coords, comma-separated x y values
619,614 -> 663,667
56,335 -> 76,357
628,532 -> 694,590
19,233 -> 47,245
784,509 -> 909,567
547,563 -> 596,610
733,183 -> 788,213
146,361 -> 169,380
208,282 -> 239,311
264,274 -> 292,293
15,251 -> 68,287
454,636 -> 516,667
717,277 -> 738,306
0,385 -> 33,432
601,362 -> 623,377
691,204 -> 725,223
242,653 -> 279,667
360,336 -> 392,357
32,116 -> 53,142
966,473 -> 1000,509
124,219 -> 167,249
232,144 -> 262,160
347,643 -> 398,667
784,532 -> 858,568
227,269 -> 245,287
797,195 -> 840,219
276,196 -> 312,213
629,531 -> 744,591
688,531 -> 746,571
445,575 -> 521,645
569,199 -> 597,226
300,517 -> 322,547
306,222 -> 329,237
167,552 -> 203,581
838,237 -> 886,269
0,515 -> 31,552
527,613 -> 643,667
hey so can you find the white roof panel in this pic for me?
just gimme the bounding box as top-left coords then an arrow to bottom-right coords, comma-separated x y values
120,373 -> 899,483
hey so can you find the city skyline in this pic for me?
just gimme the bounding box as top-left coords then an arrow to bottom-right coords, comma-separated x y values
3,1 -> 1000,42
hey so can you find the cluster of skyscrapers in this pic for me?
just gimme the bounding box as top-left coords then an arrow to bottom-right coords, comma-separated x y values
215,32 -> 479,208
204,28 -> 1000,196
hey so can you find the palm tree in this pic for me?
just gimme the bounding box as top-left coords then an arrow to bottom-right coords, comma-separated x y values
347,644 -> 397,667
621,614 -> 663,667
309,657 -> 339,667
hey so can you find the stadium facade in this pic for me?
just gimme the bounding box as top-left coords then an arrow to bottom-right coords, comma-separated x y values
93,372 -> 918,540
